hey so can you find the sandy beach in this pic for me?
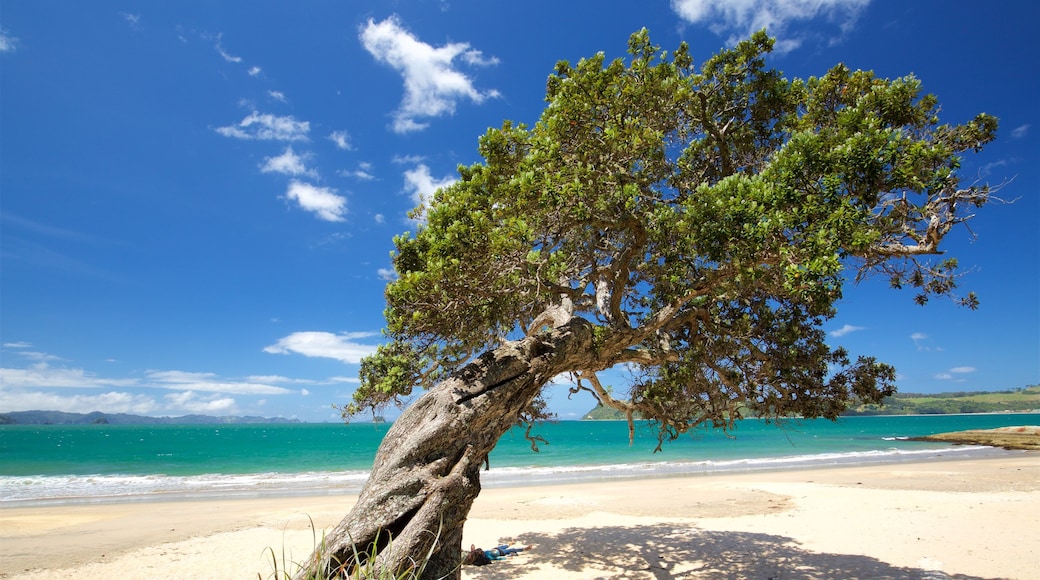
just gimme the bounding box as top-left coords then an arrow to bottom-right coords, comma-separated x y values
1,453 -> 1037,579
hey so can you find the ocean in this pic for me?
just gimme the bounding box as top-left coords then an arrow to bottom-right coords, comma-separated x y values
1,414 -> 1036,505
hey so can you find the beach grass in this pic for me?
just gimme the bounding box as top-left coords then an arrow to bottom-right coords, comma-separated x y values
260,517 -> 445,580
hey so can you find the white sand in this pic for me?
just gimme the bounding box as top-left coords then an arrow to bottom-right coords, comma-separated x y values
2,454 -> 1037,579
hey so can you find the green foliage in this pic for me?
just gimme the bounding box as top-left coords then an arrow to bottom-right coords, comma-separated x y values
348,29 -> 997,446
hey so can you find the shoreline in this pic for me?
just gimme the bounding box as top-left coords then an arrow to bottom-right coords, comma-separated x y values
2,453 -> 1037,579
0,442 -> 1016,507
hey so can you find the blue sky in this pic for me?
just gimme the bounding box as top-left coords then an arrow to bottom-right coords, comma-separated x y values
1,0 -> 1037,422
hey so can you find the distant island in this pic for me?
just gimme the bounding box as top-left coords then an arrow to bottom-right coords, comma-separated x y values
582,385 -> 1040,420
0,410 -> 302,425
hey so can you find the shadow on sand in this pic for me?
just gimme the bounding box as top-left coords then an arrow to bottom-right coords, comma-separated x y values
463,523 -> 1005,580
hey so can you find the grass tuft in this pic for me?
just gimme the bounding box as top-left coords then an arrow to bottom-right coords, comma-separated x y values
260,516 -> 450,580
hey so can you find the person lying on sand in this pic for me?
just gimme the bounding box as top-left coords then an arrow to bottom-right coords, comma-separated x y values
463,543 -> 533,565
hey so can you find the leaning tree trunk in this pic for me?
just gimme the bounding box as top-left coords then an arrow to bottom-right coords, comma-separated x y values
294,317 -> 594,579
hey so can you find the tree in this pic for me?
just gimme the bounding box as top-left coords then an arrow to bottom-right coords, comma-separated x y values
295,30 -> 997,579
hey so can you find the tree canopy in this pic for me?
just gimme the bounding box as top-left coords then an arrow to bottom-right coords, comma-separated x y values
347,29 -> 997,446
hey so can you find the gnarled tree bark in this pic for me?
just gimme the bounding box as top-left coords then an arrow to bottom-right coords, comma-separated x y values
295,317 -> 594,579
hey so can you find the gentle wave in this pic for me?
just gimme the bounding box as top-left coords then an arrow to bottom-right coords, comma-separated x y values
0,470 -> 371,504
480,444 -> 1000,487
0,444 -> 1004,505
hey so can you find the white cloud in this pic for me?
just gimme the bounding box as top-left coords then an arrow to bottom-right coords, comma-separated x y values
403,163 -> 456,218
18,351 -> 63,362
264,331 -> 379,364
0,363 -> 140,389
980,159 -> 1008,177
145,370 -> 295,395
910,332 -> 943,351
829,324 -> 864,337
374,213 -> 385,224
0,390 -> 159,414
934,367 -> 973,381
670,0 -> 870,53
164,391 -> 236,413
1011,124 -> 1030,139
245,374 -> 318,385
3,342 -> 32,349
260,146 -> 317,178
268,90 -> 288,103
147,370 -> 216,383
214,34 -> 242,63
329,130 -> 353,151
121,13 -> 141,27
377,268 -> 396,281
392,154 -> 425,165
1,29 -> 18,53
360,16 -> 500,133
284,181 -> 348,222
248,66 -> 262,76
215,111 -> 310,141
339,162 -> 376,180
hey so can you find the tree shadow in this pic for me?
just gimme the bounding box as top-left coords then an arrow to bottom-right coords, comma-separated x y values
463,524 -> 1006,580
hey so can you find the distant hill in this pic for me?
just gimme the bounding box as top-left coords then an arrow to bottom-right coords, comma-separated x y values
0,410 -> 302,425
846,385 -> 1040,416
582,385 -> 1040,420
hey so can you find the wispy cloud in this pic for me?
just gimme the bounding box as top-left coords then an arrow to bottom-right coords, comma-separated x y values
0,28 -> 18,53
268,90 -> 288,103
829,324 -> 864,337
248,66 -> 262,77
910,332 -> 942,352
935,366 -> 975,381
328,130 -> 353,151
360,16 -> 500,133
121,12 -> 142,28
670,0 -> 871,53
215,111 -> 310,141
339,162 -> 376,181
264,331 -> 380,364
213,33 -> 242,63
284,181 -> 347,222
146,370 -> 293,395
260,146 -> 318,178
1011,124 -> 1030,139
164,391 -> 236,413
0,362 -> 140,390
0,390 -> 159,415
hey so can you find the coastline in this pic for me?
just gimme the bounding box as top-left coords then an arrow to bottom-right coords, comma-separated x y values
2,453 -> 1037,579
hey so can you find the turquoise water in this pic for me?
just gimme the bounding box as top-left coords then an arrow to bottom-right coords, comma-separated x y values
1,414 -> 1035,503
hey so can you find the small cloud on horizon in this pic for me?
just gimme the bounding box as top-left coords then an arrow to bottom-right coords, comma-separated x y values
935,366 -> 975,381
